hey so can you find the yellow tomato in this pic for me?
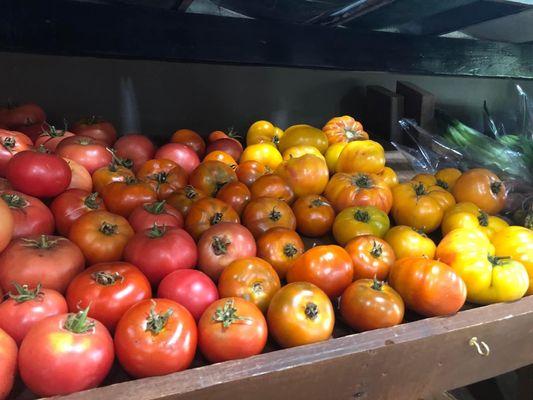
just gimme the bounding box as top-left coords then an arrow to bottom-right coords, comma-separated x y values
441,202 -> 509,239
491,226 -> 533,295
324,142 -> 346,173
384,226 -> 436,259
411,173 -> 436,187
377,167 -> 398,187
434,168 -> 462,191
282,145 -> 325,161
425,184 -> 456,214
278,124 -> 329,154
246,120 -> 284,147
436,228 -> 529,304
240,143 -> 283,171
335,140 -> 385,174
332,206 -> 390,246
275,154 -> 329,198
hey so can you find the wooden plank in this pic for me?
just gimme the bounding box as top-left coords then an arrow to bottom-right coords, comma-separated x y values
365,86 -> 404,144
1,0 -> 533,79
396,81 -> 435,129
58,296 -> 533,400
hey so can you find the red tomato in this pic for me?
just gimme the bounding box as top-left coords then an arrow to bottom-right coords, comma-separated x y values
50,189 -> 106,236
287,245 -> 354,298
0,177 -> 11,191
124,226 -> 197,285
155,143 -> 200,175
34,124 -> 74,151
0,283 -> 67,345
0,235 -> 85,294
344,236 -> 396,281
64,158 -> 93,192
72,116 -> 117,146
0,129 -> 33,177
0,103 -> 45,129
6,148 -> 71,198
216,181 -> 251,215
0,190 -> 55,238
66,262 -> 152,332
0,328 -> 17,400
0,197 -> 13,253
101,178 -> 157,217
114,299 -> 197,378
158,269 -> 219,321
18,308 -> 114,396
91,163 -> 135,193
340,279 -> 404,332
56,136 -> 113,174
206,138 -> 243,161
171,129 -> 206,159
197,222 -> 256,281
113,134 -> 156,173
128,200 -> 183,232
242,197 -> 297,238
198,297 -> 267,363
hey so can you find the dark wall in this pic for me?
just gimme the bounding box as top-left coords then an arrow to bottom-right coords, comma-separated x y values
1,52 -> 531,140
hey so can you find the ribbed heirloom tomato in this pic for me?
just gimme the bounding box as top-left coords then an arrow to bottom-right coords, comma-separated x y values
188,160 -> 237,197
166,185 -> 206,216
0,328 -> 17,400
275,154 -> 329,198
333,205 -> 390,246
218,257 -> 281,313
127,200 -> 183,232
171,128 -> 206,158
250,174 -> 295,204
185,197 -> 240,240
322,115 -> 367,145
198,297 -> 267,362
452,168 -> 506,214
256,228 -> 304,279
136,158 -> 188,199
1,191 -> 55,238
242,197 -> 296,238
292,195 -> 335,237
287,245 -> 353,298
216,181 -> 251,215
345,236 -> 395,280
101,177 -> 157,218
114,299 -> 197,378
267,282 -> 334,348
66,262 -> 152,332
384,225 -> 436,259
441,202 -> 508,238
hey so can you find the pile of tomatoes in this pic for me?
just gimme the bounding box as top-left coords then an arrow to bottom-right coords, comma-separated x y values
0,105 -> 532,399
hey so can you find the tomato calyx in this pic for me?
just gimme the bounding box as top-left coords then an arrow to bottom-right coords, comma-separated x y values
490,181 -> 503,195
21,235 -> 60,249
284,243 -> 298,258
252,282 -> 264,295
269,207 -> 282,222
226,128 -> 241,140
354,209 -> 370,223
477,211 -> 489,227
184,185 -> 199,199
91,271 -> 124,286
78,115 -> 105,126
413,183 -> 427,197
144,200 -> 166,215
211,235 -> 231,255
370,241 -> 383,258
1,193 -> 28,209
352,174 -> 372,189
107,148 -> 133,169
371,278 -> 384,291
100,222 -> 119,236
84,192 -> 102,209
77,137 -> 94,146
37,144 -> 51,154
145,301 -> 173,335
411,227 -> 428,237
9,282 -> 44,303
310,198 -> 329,208
41,123 -> 66,138
436,179 -> 449,190
147,224 -> 167,238
64,306 -> 95,334
2,137 -> 16,152
210,212 -> 224,225
212,298 -> 249,328
344,128 -> 365,141
304,302 -> 319,320
151,171 -> 169,184
488,255 -> 511,267
124,176 -> 139,185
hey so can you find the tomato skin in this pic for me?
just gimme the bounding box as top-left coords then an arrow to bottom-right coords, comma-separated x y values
155,143 -> 200,175
275,154 -> 329,198
389,257 -> 466,316
235,160 -> 268,187
66,262 -> 152,332
115,299 -> 197,378
256,228 -> 304,279
267,282 -> 334,348
19,312 -> 114,396
101,179 -> 157,218
171,129 -> 206,158
335,140 -> 385,174
158,269 -> 219,321
0,198 -> 13,253
332,205 -> 390,246
189,160 -> 237,197
50,189 -> 106,236
250,174 -> 295,204
6,150 -> 72,198
324,172 -> 393,213
278,124 -> 329,154
287,245 -> 353,298
292,195 -> 335,237
69,210 -> 134,264
0,328 -> 17,400
64,158 -> 93,191
0,129 -> 33,177
345,236 -> 395,281
384,225 -> 436,259
0,235 -> 85,294
322,116 -> 367,145
216,181 -> 251,215
0,285 -> 67,345
1,190 -> 55,238
124,226 -> 197,285
92,163 -> 135,193
453,168 -> 506,214
242,197 -> 297,238
197,222 -> 256,281
72,117 -> 117,146
185,197 -> 240,240
240,143 -> 283,170
128,200 -> 183,232
113,134 -> 156,173
340,279 -> 404,332
206,138 -> 244,162
166,185 -> 206,216
35,126 -> 74,151
56,135 -> 113,174
441,202 -> 508,239
218,257 -> 281,313
198,297 -> 267,362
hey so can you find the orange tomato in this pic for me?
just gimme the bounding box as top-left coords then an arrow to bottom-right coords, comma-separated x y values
242,197 -> 296,238
411,173 -> 436,187
376,166 -> 398,187
188,160 -> 237,197
434,168 -> 461,191
136,159 -> 188,200
166,185 -> 206,217
246,120 -> 284,147
203,151 -> 237,169
235,160 -> 269,187
335,140 -> 385,174
216,181 -> 251,215
171,129 -> 206,159
322,115 -> 368,145
384,226 -> 436,259
275,154 -> 329,198
344,236 -> 395,280
292,195 -> 335,237
185,198 -> 240,240
101,178 -> 157,218
256,228 -> 304,279
452,168 -> 506,214
250,174 -> 295,204
92,163 -> 135,194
